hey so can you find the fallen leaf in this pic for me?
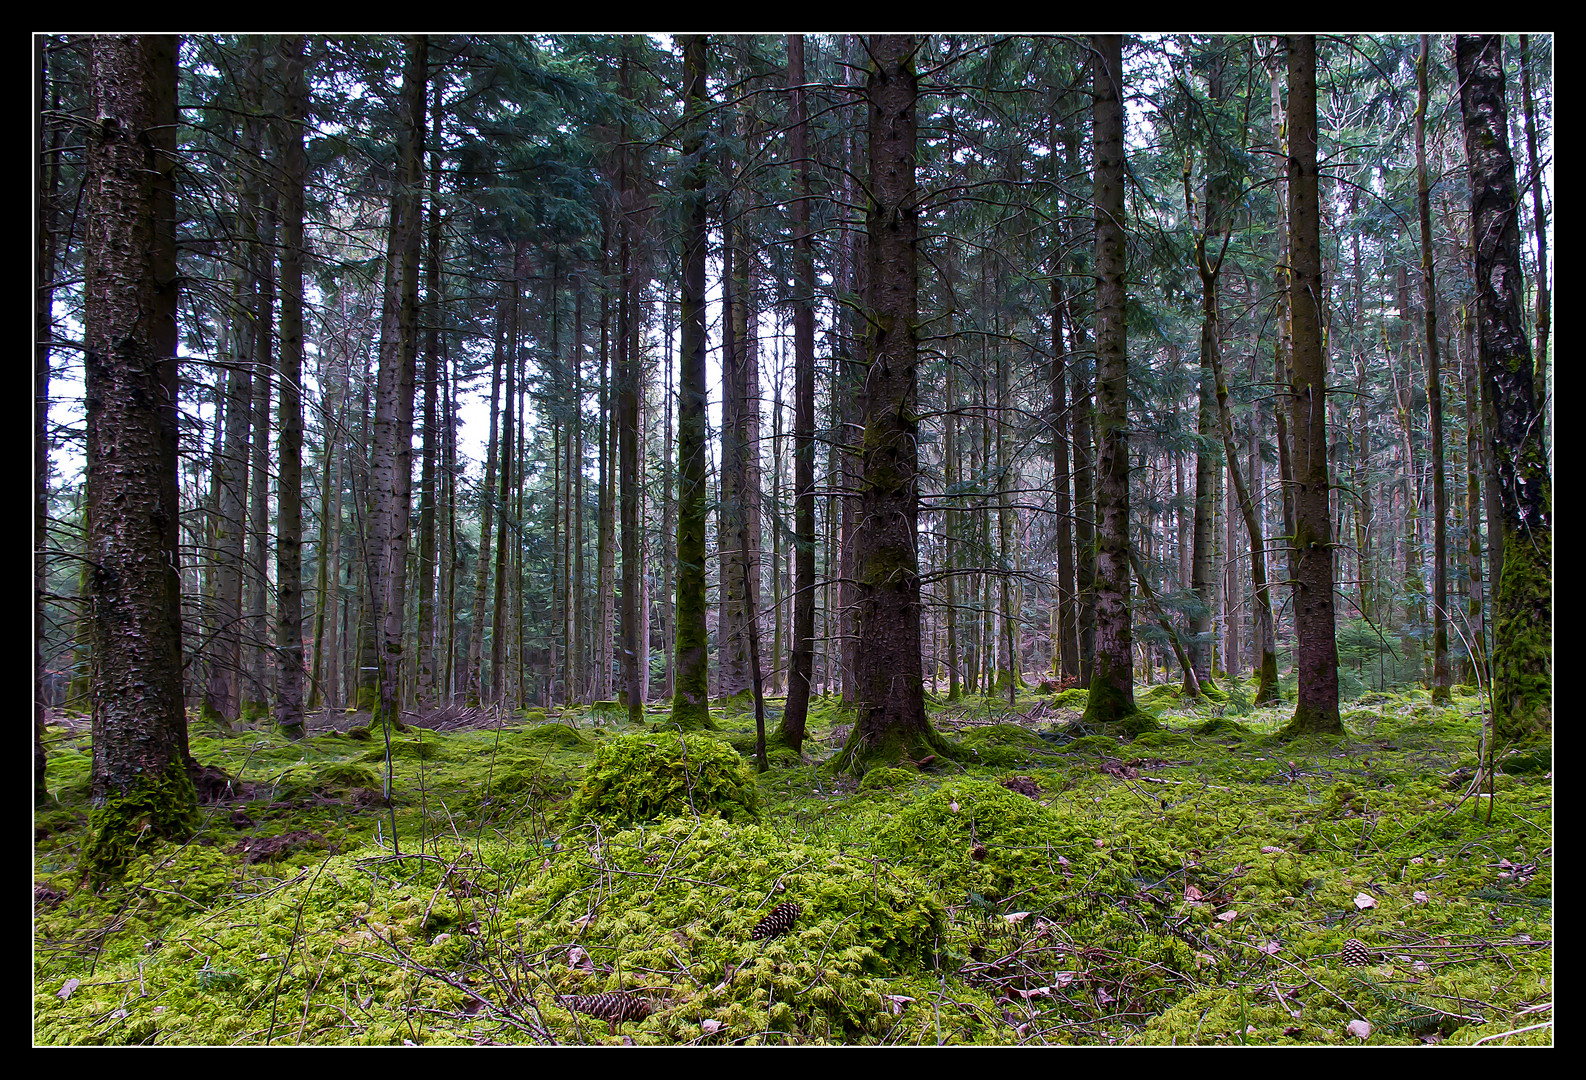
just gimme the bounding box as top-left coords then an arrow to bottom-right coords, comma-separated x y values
1052,971 -> 1077,988
567,946 -> 594,973
1258,941 -> 1282,955
1013,986 -> 1052,1000
1005,911 -> 1031,923
949,800 -> 960,813
57,979 -> 79,1000
701,1018 -> 723,1035
1353,892 -> 1377,910
1283,1026 -> 1304,1037
1216,909 -> 1238,923
1409,857 -> 1424,865
1413,891 -> 1430,904
884,994 -> 915,1015
1346,1019 -> 1373,1039
1260,846 -> 1286,854
572,913 -> 596,930
1184,884 -> 1205,903
1097,988 -> 1115,1004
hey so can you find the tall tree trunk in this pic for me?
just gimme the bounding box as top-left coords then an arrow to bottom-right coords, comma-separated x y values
1416,36 -> 1452,704
1281,35 -> 1342,736
491,262 -> 520,703
1081,34 -> 1138,726
465,290 -> 507,707
415,74 -> 444,710
781,34 -> 815,752
369,35 -> 428,735
670,35 -> 712,729
36,37 -> 61,800
81,35 -> 195,878
275,37 -> 308,738
838,34 -> 953,773
1455,35 -> 1551,748
1518,35 -> 1549,437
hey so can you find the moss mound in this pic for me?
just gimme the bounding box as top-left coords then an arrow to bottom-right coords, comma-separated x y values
569,731 -> 760,825
956,723 -> 1050,768
1130,729 -> 1190,749
1141,683 -> 1182,705
1064,734 -> 1123,755
1052,687 -> 1089,709
1193,717 -> 1252,738
521,722 -> 596,750
858,766 -> 915,791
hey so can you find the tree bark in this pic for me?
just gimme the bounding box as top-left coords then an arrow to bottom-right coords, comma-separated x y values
81,35 -> 196,878
1455,35 -> 1551,748
835,35 -> 955,773
1080,34 -> 1139,727
274,37 -> 309,737
780,34 -> 816,752
1281,35 -> 1342,736
670,35 -> 713,729
369,35 -> 428,733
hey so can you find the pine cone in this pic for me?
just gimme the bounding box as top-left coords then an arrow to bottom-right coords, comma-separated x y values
750,901 -> 802,940
1341,938 -> 1372,967
559,991 -> 651,1025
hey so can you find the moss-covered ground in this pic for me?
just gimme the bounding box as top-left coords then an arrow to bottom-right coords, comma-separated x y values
34,683 -> 1551,1046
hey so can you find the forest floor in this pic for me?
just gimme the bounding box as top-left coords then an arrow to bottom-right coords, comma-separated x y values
34,680 -> 1552,1046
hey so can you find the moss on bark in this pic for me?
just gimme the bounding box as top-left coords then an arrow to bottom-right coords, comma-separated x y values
1491,525 -> 1551,748
79,759 -> 196,883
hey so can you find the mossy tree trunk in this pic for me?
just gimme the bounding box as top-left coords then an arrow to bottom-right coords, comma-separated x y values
835,34 -> 955,775
1455,35 -> 1551,749
1280,36 -> 1343,737
1079,35 -> 1139,728
81,35 -> 197,879
670,35 -> 713,731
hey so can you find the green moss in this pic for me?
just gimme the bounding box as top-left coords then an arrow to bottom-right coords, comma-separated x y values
955,723 -> 1051,769
79,759 -> 198,883
569,731 -> 759,825
521,722 -> 596,750
1491,524 -> 1551,748
1064,734 -> 1122,755
34,682 -> 1550,1046
858,766 -> 915,791
1052,687 -> 1089,709
1130,730 -> 1190,749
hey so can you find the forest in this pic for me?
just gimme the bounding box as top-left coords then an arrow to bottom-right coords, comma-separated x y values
35,34 -> 1551,1046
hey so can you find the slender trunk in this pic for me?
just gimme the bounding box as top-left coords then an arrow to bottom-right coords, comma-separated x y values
1282,36 -> 1342,735
1081,34 -> 1137,726
274,38 -> 308,737
415,76 -> 444,709
781,34 -> 815,750
465,291 -> 507,707
1518,36 -> 1549,434
1416,37 -> 1451,704
671,36 -> 713,729
369,36 -> 428,738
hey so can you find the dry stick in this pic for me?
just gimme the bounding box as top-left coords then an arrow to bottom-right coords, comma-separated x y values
1470,1021 -> 1551,1045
